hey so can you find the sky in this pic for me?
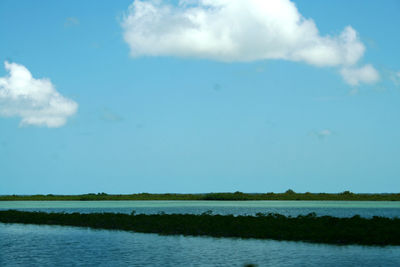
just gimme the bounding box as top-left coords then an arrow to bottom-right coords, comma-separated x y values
0,0 -> 399,194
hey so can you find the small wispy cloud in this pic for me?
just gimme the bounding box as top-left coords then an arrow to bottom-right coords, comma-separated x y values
349,87 -> 359,96
213,83 -> 222,92
310,129 -> 334,140
390,70 -> 400,86
100,108 -> 123,122
64,17 -> 80,27
255,66 -> 265,73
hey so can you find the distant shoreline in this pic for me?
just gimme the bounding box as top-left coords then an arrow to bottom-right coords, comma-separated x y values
1,210 -> 399,246
1,191 -> 400,201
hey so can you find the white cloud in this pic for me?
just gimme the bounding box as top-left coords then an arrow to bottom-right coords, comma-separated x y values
340,64 -> 380,86
0,62 -> 78,127
122,0 -> 378,85
122,0 -> 364,65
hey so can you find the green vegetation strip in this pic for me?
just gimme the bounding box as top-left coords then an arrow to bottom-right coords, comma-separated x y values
2,190 -> 400,201
1,210 -> 399,246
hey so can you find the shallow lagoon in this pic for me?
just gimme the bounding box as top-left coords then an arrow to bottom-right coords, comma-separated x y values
1,200 -> 400,218
1,222 -> 400,267
1,201 -> 400,266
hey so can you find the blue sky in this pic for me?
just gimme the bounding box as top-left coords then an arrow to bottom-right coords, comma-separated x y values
0,0 -> 399,194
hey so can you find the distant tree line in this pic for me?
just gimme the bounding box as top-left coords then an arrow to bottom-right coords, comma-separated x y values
0,192 -> 400,201
1,190 -> 400,201
1,210 -> 400,246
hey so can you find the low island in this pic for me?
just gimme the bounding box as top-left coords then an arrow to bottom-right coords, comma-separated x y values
1,210 -> 399,246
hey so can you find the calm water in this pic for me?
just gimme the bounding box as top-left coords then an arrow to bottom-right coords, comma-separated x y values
1,200 -> 400,218
1,201 -> 400,266
1,223 -> 399,267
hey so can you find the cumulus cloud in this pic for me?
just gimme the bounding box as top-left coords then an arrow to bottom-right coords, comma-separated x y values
121,0 -> 378,85
0,62 -> 78,127
340,64 -> 380,86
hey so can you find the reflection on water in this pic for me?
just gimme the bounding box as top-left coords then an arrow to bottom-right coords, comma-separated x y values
1,200 -> 400,218
1,223 -> 399,267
